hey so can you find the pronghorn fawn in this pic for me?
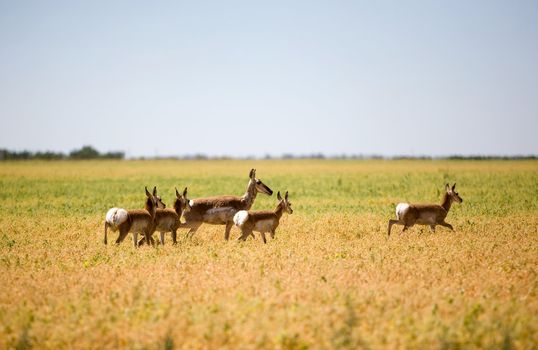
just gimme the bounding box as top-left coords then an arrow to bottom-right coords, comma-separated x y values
387,183 -> 463,236
104,187 -> 160,247
234,191 -> 293,244
181,169 -> 273,240
137,187 -> 192,246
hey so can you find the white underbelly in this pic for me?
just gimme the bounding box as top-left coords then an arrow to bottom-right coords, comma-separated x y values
254,219 -> 275,232
203,207 -> 237,224
416,214 -> 437,225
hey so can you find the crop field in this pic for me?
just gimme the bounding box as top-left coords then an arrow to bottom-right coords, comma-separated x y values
0,160 -> 537,349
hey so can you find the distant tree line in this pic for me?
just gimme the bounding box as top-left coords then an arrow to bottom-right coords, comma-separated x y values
0,145 -> 125,161
1,147 -> 536,161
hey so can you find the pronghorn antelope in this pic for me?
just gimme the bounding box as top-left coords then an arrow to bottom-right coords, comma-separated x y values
387,183 -> 463,236
181,169 -> 273,240
234,191 -> 293,244
137,187 -> 191,246
104,187 -> 160,247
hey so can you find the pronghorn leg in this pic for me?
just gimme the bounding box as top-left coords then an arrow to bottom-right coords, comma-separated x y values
439,221 -> 454,231
160,232 -> 165,245
132,232 -> 139,248
237,229 -> 253,242
270,229 -> 276,239
171,230 -> 178,245
387,219 -> 402,236
260,232 -> 267,244
145,229 -> 154,246
104,222 -> 109,245
430,225 -> 436,233
115,227 -> 129,245
137,235 -> 156,246
224,221 -> 233,241
180,222 -> 202,239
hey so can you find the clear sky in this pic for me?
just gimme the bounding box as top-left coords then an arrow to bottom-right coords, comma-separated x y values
1,1 -> 537,157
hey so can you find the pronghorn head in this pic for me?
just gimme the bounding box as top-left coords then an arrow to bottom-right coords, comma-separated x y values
249,168 -> 273,196
445,183 -> 463,203
151,186 -> 167,209
277,191 -> 293,215
144,186 -> 158,216
174,187 -> 191,214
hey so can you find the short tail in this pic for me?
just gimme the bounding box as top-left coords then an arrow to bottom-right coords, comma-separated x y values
233,210 -> 249,227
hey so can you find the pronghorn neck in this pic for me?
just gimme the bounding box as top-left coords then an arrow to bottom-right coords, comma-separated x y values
145,198 -> 156,219
173,199 -> 182,216
241,179 -> 257,210
441,193 -> 452,212
274,202 -> 285,219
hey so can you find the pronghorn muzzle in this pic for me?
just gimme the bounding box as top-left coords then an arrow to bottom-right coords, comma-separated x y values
256,180 -> 273,195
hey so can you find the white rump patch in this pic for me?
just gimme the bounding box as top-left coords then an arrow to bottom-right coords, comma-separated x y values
233,210 -> 249,227
189,200 -> 194,207
106,207 -> 128,228
395,203 -> 409,220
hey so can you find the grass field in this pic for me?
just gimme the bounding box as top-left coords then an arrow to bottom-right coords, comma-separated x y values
0,160 -> 537,349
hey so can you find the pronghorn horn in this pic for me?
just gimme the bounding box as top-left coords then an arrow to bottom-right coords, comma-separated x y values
153,186 -> 157,196
175,187 -> 180,198
183,187 -> 188,197
277,191 -> 282,201
145,186 -> 151,197
285,191 -> 289,200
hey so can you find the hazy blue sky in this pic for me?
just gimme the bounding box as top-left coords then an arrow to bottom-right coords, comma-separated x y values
1,1 -> 537,157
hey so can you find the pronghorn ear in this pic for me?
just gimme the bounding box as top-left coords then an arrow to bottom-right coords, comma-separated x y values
249,169 -> 256,179
285,191 -> 289,200
175,187 -> 180,198
145,187 -> 151,197
452,183 -> 456,191
445,183 -> 450,191
277,191 -> 282,201
152,186 -> 157,196
183,187 -> 188,197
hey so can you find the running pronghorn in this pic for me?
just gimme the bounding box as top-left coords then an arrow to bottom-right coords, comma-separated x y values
138,187 -> 192,246
104,187 -> 161,247
234,191 -> 293,244
181,169 -> 273,240
387,183 -> 463,236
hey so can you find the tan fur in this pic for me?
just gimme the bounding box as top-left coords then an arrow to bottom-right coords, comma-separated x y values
388,183 -> 463,236
236,191 -> 293,244
181,169 -> 273,240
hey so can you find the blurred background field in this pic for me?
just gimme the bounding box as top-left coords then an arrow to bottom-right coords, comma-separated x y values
0,160 -> 537,349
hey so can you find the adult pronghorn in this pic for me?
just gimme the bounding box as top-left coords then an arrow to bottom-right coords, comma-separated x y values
387,183 -> 463,236
181,169 -> 273,240
234,191 -> 293,244
104,187 -> 161,247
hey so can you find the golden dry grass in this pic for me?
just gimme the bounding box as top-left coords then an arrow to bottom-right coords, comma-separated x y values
0,160 -> 537,349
